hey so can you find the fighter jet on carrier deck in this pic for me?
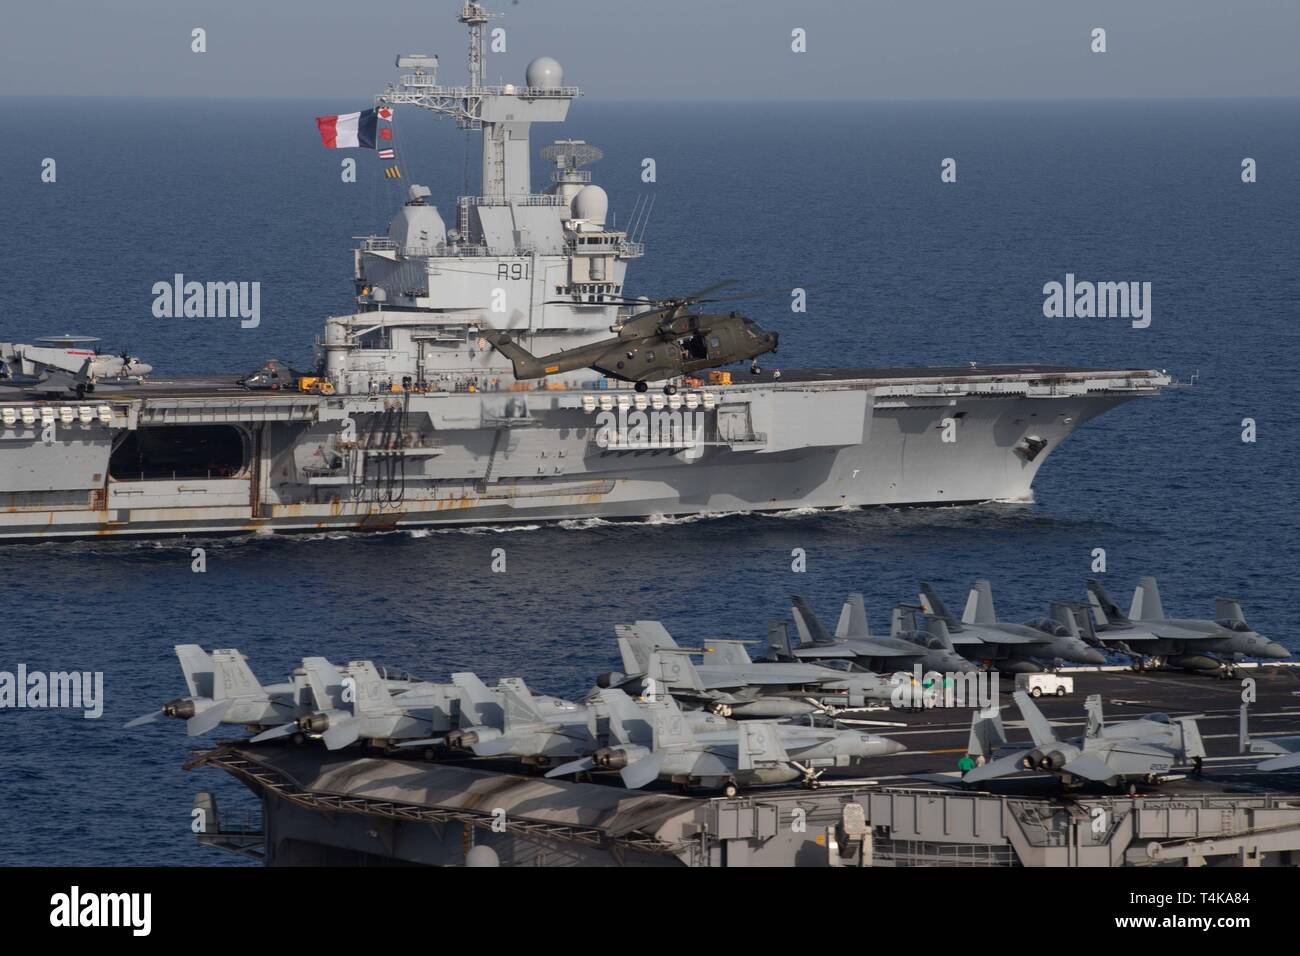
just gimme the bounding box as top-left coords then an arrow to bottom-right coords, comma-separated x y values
545,688 -> 904,796
784,594 -> 976,675
605,620 -> 896,717
919,580 -> 1105,672
1238,703 -> 1300,772
124,645 -> 309,735
248,658 -> 461,750
1085,576 -> 1288,673
964,691 -> 1206,793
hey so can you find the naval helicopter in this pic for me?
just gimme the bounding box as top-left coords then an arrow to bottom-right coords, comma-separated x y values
480,280 -> 781,394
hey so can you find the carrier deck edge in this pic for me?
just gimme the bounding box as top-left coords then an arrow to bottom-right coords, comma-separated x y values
188,666 -> 1300,868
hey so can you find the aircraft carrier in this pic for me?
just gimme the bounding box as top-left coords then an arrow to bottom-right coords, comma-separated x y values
0,2 -> 1170,543
186,666 -> 1300,867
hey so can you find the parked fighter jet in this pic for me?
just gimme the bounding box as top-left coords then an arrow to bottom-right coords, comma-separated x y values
443,673 -> 595,764
249,658 -> 460,750
964,691 -> 1206,793
127,647 -> 449,747
1239,703 -> 1300,771
1085,577 -> 1288,673
605,621 -> 895,717
442,673 -> 730,768
784,594 -> 976,675
124,645 -> 308,735
919,581 -> 1105,672
0,357 -> 106,398
545,688 -> 904,795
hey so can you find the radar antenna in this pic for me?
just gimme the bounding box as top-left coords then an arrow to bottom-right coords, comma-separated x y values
458,2 -> 494,91
540,140 -> 604,171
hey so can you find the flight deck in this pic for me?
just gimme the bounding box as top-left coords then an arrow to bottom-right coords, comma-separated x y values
188,665 -> 1300,867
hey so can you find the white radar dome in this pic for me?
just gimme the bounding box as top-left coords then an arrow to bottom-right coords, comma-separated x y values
526,56 -> 564,90
572,184 -> 608,226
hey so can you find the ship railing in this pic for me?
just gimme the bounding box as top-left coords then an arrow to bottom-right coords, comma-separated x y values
395,79 -> 581,99
458,195 -> 569,209
552,170 -> 592,184
356,235 -> 570,260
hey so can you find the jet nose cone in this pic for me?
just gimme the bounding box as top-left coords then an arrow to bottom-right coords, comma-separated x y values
1264,642 -> 1291,660
880,737 -> 907,756
1083,647 -> 1107,665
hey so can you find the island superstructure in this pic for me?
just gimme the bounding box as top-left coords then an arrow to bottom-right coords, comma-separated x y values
0,3 -> 1170,542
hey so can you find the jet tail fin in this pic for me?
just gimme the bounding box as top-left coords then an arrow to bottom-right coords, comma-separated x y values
649,695 -> 693,750
646,649 -> 705,695
963,580 -> 997,625
967,705 -> 1007,758
211,649 -> 266,702
889,606 -> 908,639
790,596 -> 836,646
767,620 -> 794,661
1177,717 -> 1207,761
1130,576 -> 1166,622
615,621 -> 678,675
497,677 -> 546,730
616,631 -> 646,675
835,593 -> 870,640
175,644 -> 214,700
451,672 -> 504,730
1084,694 -> 1105,737
302,657 -> 345,711
737,720 -> 790,771
344,660 -> 398,716
924,614 -> 958,653
919,582 -> 961,631
1050,602 -> 1092,643
598,688 -> 653,746
1086,578 -> 1129,626
703,639 -> 751,667
1215,597 -> 1247,628
1012,690 -> 1058,748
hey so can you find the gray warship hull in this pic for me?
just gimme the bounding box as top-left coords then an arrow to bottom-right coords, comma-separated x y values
0,6 -> 1174,541
0,364 -> 1165,542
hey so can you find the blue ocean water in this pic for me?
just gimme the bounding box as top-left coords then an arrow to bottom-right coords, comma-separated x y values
0,97 -> 1297,865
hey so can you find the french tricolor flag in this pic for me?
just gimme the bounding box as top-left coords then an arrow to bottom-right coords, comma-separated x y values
315,108 -> 378,149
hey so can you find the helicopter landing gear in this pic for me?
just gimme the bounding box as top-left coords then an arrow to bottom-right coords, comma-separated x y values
635,380 -> 648,393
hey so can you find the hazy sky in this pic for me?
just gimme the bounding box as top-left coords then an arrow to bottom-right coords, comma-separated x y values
3,0 -> 1298,101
